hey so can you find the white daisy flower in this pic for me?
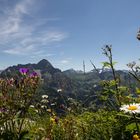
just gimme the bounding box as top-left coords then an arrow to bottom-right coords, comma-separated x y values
30,105 -> 34,108
120,103 -> 140,114
41,105 -> 46,109
42,95 -> 48,99
57,89 -> 62,92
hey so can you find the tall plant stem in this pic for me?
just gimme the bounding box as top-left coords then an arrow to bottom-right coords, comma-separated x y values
103,45 -> 121,107
133,113 -> 139,133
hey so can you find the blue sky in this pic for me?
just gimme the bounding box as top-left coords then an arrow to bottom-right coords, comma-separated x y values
0,0 -> 140,71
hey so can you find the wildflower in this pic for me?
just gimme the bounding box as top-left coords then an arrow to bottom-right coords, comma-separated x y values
50,117 -> 55,123
41,99 -> 49,103
30,105 -> 34,108
30,72 -> 38,77
54,116 -> 59,123
60,104 -> 65,109
120,103 -> 140,114
7,78 -> 14,86
57,88 -> 62,92
47,109 -> 51,113
50,116 -> 59,124
41,105 -> 46,109
68,98 -> 73,101
93,84 -> 97,88
19,68 -> 29,75
38,127 -> 45,132
42,95 -> 48,99
51,103 -> 56,106
35,109 -> 38,113
0,108 -> 5,113
133,134 -> 140,140
0,108 -> 7,114
67,107 -> 72,112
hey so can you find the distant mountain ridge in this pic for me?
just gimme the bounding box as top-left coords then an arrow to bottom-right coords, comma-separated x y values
1,59 -> 61,76
0,59 -> 133,88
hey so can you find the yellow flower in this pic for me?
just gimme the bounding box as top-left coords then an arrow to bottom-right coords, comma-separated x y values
50,117 -> 55,124
133,134 -> 140,140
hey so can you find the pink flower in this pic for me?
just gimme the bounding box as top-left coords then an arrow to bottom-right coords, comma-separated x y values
7,78 -> 14,86
30,72 -> 38,77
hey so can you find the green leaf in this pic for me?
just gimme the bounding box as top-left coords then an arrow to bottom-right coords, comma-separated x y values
136,87 -> 140,94
101,62 -> 111,68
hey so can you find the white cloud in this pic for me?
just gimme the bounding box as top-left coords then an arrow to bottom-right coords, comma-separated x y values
3,31 -> 67,55
0,0 -> 32,37
4,45 -> 35,55
60,60 -> 70,64
0,0 -> 67,56
30,53 -> 55,59
14,0 -> 31,15
59,58 -> 72,64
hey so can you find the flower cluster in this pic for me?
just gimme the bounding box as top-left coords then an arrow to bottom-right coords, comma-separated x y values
19,68 -> 38,77
19,68 -> 29,75
0,68 -> 40,138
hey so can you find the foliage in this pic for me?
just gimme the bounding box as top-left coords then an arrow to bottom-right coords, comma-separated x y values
0,68 -> 40,139
25,110 -> 121,140
2,46 -> 140,140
